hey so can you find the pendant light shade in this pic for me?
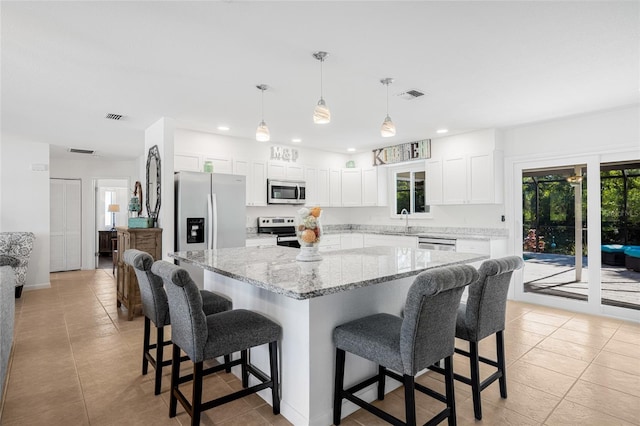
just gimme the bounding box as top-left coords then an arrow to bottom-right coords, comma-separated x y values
255,84 -> 270,142
312,51 -> 331,124
380,78 -> 396,137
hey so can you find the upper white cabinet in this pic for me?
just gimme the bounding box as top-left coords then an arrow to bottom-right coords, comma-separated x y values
304,166 -> 318,206
425,159 -> 443,205
203,156 -> 233,174
427,151 -> 504,205
267,162 -> 304,180
329,168 -> 342,207
175,153 -> 201,172
317,168 -> 330,206
442,156 -> 467,204
361,167 -> 380,206
234,159 -> 267,206
341,169 -> 362,207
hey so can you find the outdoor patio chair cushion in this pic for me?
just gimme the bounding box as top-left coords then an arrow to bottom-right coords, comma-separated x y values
601,244 -> 625,253
623,246 -> 640,256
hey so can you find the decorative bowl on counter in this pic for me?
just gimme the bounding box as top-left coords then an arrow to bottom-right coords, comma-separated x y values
295,206 -> 323,262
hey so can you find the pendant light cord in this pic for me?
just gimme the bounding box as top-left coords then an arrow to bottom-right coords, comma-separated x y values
386,81 -> 389,116
320,58 -> 324,100
261,87 -> 265,121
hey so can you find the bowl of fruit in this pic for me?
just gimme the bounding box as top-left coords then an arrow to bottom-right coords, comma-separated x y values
295,206 -> 323,261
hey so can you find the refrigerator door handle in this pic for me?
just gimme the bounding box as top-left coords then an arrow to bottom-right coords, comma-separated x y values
207,194 -> 214,250
211,193 -> 219,250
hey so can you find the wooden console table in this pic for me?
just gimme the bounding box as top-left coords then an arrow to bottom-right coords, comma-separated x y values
115,227 -> 162,320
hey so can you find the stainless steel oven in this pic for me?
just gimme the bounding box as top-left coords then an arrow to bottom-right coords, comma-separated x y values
418,236 -> 457,251
257,216 -> 301,248
267,179 -> 306,205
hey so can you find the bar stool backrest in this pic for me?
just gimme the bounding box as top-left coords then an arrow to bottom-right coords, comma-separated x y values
464,256 -> 524,342
123,249 -> 168,326
151,260 -> 207,362
401,264 -> 479,375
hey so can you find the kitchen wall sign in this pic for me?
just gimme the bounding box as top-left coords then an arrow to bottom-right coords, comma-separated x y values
270,146 -> 299,162
372,139 -> 431,166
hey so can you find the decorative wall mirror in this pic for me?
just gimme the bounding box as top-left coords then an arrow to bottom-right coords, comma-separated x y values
146,145 -> 161,223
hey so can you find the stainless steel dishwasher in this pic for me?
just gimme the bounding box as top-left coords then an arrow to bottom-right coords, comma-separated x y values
418,236 -> 457,251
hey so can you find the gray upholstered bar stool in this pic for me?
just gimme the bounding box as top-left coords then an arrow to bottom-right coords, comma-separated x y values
151,260 -> 282,426
433,256 -> 524,420
333,264 -> 479,426
123,249 -> 232,395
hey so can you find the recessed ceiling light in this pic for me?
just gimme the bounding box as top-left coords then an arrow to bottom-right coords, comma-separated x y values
436,129 -> 449,134
291,138 -> 302,143
217,125 -> 230,131
347,148 -> 356,152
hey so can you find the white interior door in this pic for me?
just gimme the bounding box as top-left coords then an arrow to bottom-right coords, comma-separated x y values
50,178 -> 81,272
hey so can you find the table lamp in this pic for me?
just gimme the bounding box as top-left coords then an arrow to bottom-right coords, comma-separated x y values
108,204 -> 120,230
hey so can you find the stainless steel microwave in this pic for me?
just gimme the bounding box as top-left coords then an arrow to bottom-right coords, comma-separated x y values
267,179 -> 306,205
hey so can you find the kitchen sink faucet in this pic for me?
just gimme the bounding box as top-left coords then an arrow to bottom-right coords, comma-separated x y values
400,208 -> 409,233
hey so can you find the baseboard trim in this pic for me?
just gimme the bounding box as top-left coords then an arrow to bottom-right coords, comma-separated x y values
23,282 -> 51,291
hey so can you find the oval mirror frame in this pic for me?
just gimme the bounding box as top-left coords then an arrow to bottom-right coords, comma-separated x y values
146,145 -> 161,223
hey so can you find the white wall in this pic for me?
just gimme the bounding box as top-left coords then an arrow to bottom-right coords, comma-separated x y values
50,156 -> 139,270
349,129 -> 505,229
175,128 -> 352,228
0,141 -> 51,289
145,118 -> 175,261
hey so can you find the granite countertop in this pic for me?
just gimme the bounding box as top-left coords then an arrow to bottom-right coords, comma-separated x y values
170,246 -> 487,300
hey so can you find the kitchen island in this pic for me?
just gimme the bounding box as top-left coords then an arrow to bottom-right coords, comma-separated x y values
170,246 -> 487,426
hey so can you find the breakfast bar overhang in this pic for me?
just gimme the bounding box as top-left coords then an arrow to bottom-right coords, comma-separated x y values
170,246 -> 487,426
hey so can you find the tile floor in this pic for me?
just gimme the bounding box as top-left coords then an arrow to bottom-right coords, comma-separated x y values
1,268 -> 639,425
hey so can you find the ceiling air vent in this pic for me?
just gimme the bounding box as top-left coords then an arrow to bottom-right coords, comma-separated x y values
397,89 -> 425,100
68,148 -> 95,155
105,113 -> 124,120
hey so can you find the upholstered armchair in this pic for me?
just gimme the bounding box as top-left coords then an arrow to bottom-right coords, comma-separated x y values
0,232 -> 36,298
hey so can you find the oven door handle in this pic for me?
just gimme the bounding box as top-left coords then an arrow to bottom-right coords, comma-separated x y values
278,236 -> 298,242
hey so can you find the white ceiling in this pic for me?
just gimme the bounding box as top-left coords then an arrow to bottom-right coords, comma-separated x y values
2,1 -> 638,160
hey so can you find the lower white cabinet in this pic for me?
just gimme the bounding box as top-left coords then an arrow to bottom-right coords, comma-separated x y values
363,234 -> 418,249
340,233 -> 364,249
456,238 -> 507,259
319,234 -> 341,252
245,236 -> 277,247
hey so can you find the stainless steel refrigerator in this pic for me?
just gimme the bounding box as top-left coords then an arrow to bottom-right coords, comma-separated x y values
175,171 -> 246,288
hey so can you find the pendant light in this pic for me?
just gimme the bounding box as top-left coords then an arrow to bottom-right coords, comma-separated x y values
312,51 -> 331,124
380,78 -> 396,137
255,84 -> 270,142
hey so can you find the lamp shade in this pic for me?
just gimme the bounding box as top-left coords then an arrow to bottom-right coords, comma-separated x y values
108,204 -> 120,213
380,115 -> 396,137
256,121 -> 270,142
313,99 -> 331,124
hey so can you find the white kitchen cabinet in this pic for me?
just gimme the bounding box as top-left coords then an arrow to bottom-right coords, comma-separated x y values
234,159 -> 267,206
329,168 -> 342,207
245,236 -> 277,247
304,167 -> 318,206
174,153 -> 201,172
317,168 -> 330,206
340,233 -> 364,249
361,167 -> 378,206
203,155 -> 233,174
363,234 -> 418,249
267,162 -> 305,180
319,234 -> 341,252
425,159 -> 443,205
442,156 -> 467,204
341,169 -> 362,207
456,238 -> 508,268
430,151 -> 504,205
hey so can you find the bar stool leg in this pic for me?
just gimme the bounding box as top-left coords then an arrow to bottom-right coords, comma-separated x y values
169,344 -> 180,418
192,361 -> 203,426
403,375 -> 417,426
269,341 -> 280,414
377,366 -> 386,400
444,355 -> 457,426
142,317 -> 151,375
155,325 -> 164,395
497,330 -> 507,398
333,349 -> 346,426
469,341 -> 482,420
